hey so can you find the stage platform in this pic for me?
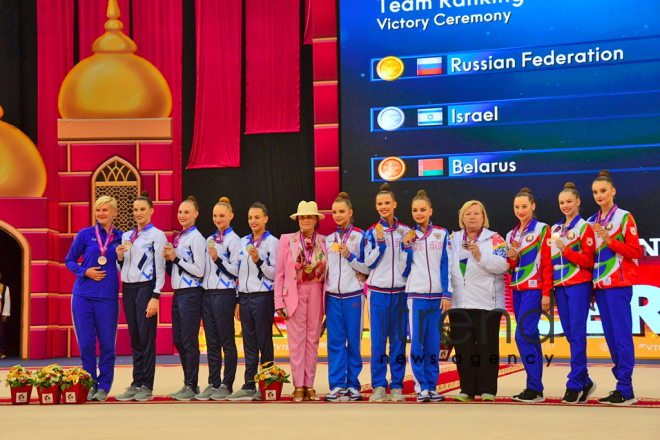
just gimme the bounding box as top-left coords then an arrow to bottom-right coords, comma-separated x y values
2,357 -> 659,439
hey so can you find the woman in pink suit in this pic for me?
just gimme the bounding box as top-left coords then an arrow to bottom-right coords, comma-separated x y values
275,201 -> 327,402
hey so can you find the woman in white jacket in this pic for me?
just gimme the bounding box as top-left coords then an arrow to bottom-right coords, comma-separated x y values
448,200 -> 508,402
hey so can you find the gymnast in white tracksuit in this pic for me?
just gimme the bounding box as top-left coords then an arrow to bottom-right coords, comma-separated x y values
323,192 -> 369,402
399,190 -> 452,403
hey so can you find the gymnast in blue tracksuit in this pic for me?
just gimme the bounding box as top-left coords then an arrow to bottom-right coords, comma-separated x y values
399,190 -> 452,403
323,192 -> 369,402
363,183 -> 411,402
65,196 -> 123,401
164,196 -> 207,401
115,191 -> 167,401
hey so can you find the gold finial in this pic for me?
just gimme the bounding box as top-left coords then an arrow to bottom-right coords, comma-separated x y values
91,0 -> 137,54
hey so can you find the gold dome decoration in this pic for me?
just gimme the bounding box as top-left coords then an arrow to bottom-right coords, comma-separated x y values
0,105 -> 47,197
58,0 -> 172,119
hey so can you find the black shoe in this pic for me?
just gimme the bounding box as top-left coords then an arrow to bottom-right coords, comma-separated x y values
579,381 -> 597,403
598,390 -> 638,406
512,388 -> 545,403
561,388 -> 582,404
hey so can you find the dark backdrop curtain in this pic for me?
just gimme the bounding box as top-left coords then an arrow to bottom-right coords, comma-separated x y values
182,0 -> 314,239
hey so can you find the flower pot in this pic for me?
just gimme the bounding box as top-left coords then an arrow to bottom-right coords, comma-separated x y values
258,380 -> 283,401
61,383 -> 90,404
10,384 -> 33,405
438,342 -> 454,362
37,385 -> 61,405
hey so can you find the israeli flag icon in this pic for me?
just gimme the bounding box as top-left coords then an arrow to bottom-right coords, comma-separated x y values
417,108 -> 443,126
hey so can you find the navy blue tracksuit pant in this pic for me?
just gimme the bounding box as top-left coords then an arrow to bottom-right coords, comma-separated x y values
72,296 -> 119,393
172,287 -> 204,387
239,292 -> 275,390
202,289 -> 238,391
123,281 -> 158,390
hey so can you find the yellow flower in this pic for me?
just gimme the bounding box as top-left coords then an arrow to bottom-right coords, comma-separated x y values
259,374 -> 266,381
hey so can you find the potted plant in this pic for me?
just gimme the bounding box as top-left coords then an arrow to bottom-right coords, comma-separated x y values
5,365 -> 34,405
34,364 -> 63,405
61,367 -> 95,404
254,362 -> 290,401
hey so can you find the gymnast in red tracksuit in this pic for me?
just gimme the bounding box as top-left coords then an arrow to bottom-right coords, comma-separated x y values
549,182 -> 596,404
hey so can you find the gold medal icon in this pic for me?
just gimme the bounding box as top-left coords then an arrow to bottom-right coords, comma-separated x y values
123,240 -> 132,249
375,224 -> 384,233
377,56 -> 405,81
98,256 -> 108,265
304,265 -> 314,274
332,242 -> 340,252
407,230 -> 417,239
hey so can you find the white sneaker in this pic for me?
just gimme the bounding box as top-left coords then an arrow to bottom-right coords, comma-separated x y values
370,386 -> 390,402
417,390 -> 430,403
390,388 -> 406,402
324,387 -> 346,402
429,390 -> 446,402
343,387 -> 364,401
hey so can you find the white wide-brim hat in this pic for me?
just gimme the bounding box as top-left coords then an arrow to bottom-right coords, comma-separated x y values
290,201 -> 325,220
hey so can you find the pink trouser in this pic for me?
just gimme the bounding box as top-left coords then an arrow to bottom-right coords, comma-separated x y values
287,282 -> 324,387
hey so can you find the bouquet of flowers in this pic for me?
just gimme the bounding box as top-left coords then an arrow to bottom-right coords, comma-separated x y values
61,367 -> 95,390
254,361 -> 291,386
34,364 -> 63,389
5,365 -> 33,388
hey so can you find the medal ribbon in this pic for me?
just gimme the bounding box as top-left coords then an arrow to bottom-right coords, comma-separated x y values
378,217 -> 399,233
173,226 -> 196,248
300,231 -> 317,266
214,227 -> 232,245
249,230 -> 268,248
462,227 -> 483,246
595,205 -> 618,227
553,216 -> 581,238
412,222 -> 434,242
510,220 -> 532,245
95,224 -> 115,258
130,223 -> 153,243
335,224 -> 354,245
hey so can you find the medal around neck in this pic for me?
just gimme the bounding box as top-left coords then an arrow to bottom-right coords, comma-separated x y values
98,256 -> 107,265
123,240 -> 132,249
304,264 -> 314,274
208,238 -> 216,248
375,224 -> 384,233
332,242 -> 340,252
551,233 -> 560,241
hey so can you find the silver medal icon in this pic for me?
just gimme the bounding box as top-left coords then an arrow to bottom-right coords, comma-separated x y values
377,107 -> 405,131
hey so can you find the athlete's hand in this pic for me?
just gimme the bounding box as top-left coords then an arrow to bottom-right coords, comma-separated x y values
355,272 -> 367,282
248,247 -> 260,264
507,249 -> 519,261
596,229 -> 611,245
116,245 -> 127,260
542,296 -> 551,313
338,244 -> 350,257
208,246 -> 218,261
376,230 -> 385,241
276,308 -> 287,320
163,246 -> 176,261
402,235 -> 413,246
85,267 -> 106,281
555,239 -> 566,253
440,299 -> 452,314
146,298 -> 159,318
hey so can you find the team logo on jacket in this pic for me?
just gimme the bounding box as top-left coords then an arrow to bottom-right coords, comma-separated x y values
606,222 -> 613,231
587,238 -> 593,246
546,239 -> 552,246
397,228 -> 404,235
434,232 -> 441,239
529,280 -> 537,287
567,231 -> 575,240
631,227 -> 637,236
349,235 -> 357,241
526,234 -> 534,243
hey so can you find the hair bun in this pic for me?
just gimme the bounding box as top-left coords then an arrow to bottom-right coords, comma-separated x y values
563,182 -> 576,190
140,191 -> 150,198
380,183 -> 391,192
187,196 -> 197,202
219,196 -> 230,203
598,169 -> 611,178
337,191 -> 349,199
519,187 -> 532,194
416,189 -> 427,197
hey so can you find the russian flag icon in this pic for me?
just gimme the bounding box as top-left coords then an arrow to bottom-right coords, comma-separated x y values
417,57 -> 443,76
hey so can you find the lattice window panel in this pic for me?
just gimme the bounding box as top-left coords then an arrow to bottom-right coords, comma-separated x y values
93,159 -> 140,232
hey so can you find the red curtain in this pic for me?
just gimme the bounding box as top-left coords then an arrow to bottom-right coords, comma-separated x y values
188,0 -> 242,169
304,0 -> 313,44
38,0 -> 74,200
132,0 -> 183,203
245,0 -> 300,134
78,0 -> 131,60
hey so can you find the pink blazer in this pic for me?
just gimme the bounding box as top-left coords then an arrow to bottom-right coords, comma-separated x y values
274,232 -> 327,317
